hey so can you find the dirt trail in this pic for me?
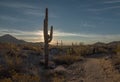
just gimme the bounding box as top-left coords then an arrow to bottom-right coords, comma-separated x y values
67,58 -> 120,82
84,58 -> 107,82
39,58 -> 120,82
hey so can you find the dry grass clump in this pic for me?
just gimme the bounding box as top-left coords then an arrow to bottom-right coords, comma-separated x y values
46,70 -> 65,82
115,44 -> 120,53
21,44 -> 42,52
0,78 -> 12,82
0,50 -> 41,82
0,43 -> 20,59
4,55 -> 23,70
0,55 -> 24,79
53,55 -> 82,65
0,73 -> 40,82
0,43 -> 14,49
12,73 -> 40,82
111,45 -> 120,65
52,75 -> 65,82
75,46 -> 94,57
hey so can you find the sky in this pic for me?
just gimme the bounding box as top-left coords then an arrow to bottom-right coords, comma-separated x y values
0,0 -> 120,45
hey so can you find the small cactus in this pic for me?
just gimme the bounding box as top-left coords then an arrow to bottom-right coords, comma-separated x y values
56,41 -> 59,47
61,40 -> 63,47
43,8 -> 53,68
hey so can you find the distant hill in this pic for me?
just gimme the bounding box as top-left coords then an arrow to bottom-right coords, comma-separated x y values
107,41 -> 120,47
93,41 -> 120,47
0,34 -> 26,44
0,34 -> 44,46
93,42 -> 106,46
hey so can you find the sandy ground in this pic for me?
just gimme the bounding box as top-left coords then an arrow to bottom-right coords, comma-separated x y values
66,58 -> 120,82
84,58 -> 108,82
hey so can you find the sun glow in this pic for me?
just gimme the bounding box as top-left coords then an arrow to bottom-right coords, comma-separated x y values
1,29 -> 120,44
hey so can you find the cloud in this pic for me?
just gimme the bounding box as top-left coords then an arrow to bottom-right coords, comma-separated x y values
79,21 -> 96,28
0,15 -> 26,22
0,1 -> 58,22
103,0 -> 120,4
0,1 -> 44,17
0,1 -> 38,9
22,9 -> 58,18
23,10 -> 44,17
87,0 -> 120,12
88,6 -> 120,11
0,28 -> 43,42
0,28 -> 120,43
54,30 -> 120,40
0,29 -> 42,36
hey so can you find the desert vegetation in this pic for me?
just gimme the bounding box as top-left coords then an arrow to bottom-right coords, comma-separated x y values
0,8 -> 120,82
0,41 -> 120,82
0,43 -> 41,82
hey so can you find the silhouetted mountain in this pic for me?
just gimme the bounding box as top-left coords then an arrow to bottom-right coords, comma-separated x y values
0,34 -> 26,44
108,41 -> 120,47
29,42 -> 44,47
93,42 -> 106,47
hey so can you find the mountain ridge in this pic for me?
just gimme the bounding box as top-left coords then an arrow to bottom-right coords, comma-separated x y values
0,34 -> 120,46
0,34 -> 26,44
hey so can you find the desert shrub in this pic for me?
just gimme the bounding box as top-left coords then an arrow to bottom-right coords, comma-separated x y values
52,76 -> 65,82
22,44 -> 42,52
78,46 -> 93,56
4,55 -> 23,69
0,43 -> 20,53
0,65 -> 3,70
53,55 -> 81,65
46,71 -> 65,82
6,49 -> 20,57
0,43 -> 20,57
0,68 -> 15,79
79,45 -> 109,57
0,78 -> 12,82
115,45 -> 120,55
12,73 -> 40,82
0,73 -> 40,82
100,59 -> 120,81
93,47 -> 109,54
21,45 -> 42,56
0,55 -> 24,79
112,54 -> 120,65
112,45 -> 120,65
111,45 -> 120,72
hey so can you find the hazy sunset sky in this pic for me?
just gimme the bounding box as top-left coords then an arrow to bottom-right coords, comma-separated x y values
0,0 -> 120,44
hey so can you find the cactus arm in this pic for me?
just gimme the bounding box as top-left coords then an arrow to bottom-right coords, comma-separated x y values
48,26 -> 53,43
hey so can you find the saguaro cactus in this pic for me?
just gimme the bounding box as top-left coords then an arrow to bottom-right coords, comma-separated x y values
43,8 -> 53,68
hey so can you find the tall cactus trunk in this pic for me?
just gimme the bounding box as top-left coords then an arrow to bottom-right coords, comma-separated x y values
43,8 -> 53,68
